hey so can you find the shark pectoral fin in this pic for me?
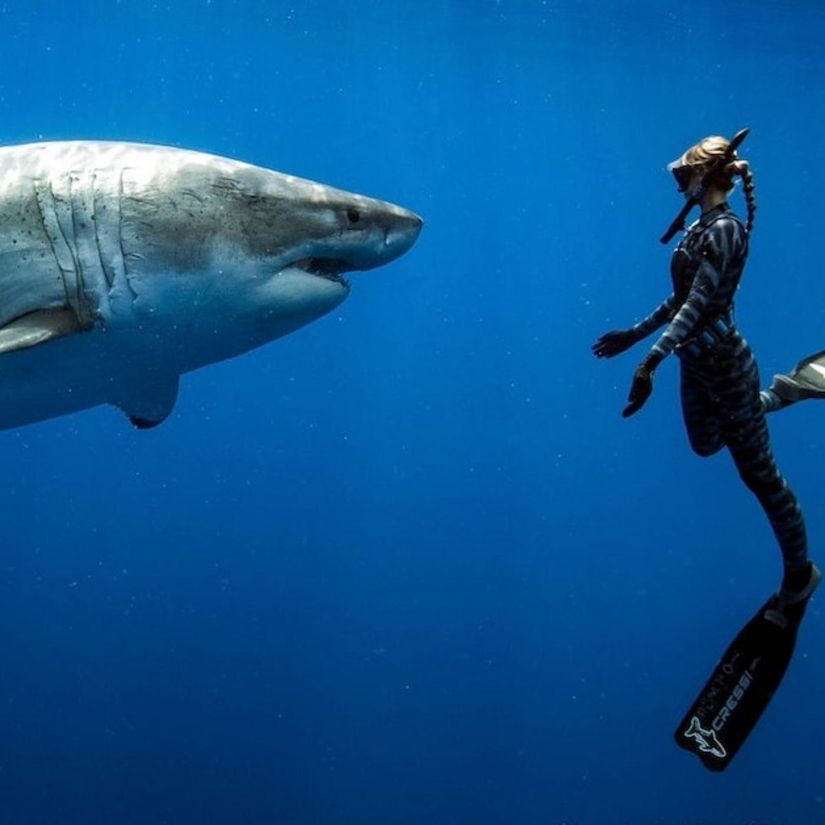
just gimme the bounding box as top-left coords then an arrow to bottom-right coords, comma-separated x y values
0,308 -> 84,356
114,373 -> 180,430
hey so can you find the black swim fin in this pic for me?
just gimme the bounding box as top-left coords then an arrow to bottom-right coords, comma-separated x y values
765,349 -> 825,410
675,566 -> 819,772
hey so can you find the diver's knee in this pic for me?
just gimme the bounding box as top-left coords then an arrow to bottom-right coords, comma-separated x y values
690,440 -> 724,458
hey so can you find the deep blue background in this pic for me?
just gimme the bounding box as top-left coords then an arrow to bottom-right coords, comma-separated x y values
0,1 -> 823,823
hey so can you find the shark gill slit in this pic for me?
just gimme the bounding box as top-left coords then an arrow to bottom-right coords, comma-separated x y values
86,170 -> 116,292
33,179 -> 85,327
72,169 -> 122,323
51,178 -> 89,328
116,168 -> 137,300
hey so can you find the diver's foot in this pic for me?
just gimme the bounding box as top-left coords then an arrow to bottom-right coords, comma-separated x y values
780,561 -> 821,603
760,387 -> 791,413
766,562 -> 821,627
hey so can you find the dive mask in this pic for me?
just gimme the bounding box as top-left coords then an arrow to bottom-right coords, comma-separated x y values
668,160 -> 694,194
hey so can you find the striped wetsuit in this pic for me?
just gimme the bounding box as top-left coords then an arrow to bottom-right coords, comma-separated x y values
633,202 -> 807,574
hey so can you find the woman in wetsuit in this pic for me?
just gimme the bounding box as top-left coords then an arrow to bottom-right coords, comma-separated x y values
593,135 -> 818,603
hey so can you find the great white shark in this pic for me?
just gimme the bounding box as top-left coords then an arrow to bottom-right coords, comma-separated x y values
0,141 -> 422,430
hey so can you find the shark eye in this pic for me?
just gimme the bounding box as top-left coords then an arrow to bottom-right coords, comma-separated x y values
347,208 -> 361,224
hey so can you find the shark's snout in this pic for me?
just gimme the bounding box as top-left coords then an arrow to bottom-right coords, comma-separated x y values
354,206 -> 422,271
386,209 -> 423,255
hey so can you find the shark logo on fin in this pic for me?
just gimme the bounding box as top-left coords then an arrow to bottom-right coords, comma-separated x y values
683,716 -> 727,759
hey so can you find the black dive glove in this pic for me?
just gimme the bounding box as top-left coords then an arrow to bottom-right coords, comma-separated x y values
622,354 -> 662,418
592,328 -> 642,359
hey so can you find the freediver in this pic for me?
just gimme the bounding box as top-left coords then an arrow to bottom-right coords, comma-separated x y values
592,130 -> 822,770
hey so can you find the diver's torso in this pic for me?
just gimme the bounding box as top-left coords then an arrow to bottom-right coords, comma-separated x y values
670,203 -> 747,320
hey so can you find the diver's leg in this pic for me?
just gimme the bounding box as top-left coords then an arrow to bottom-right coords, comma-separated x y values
680,361 -> 723,457
716,339 -> 808,575
675,344 -> 819,774
726,416 -> 808,575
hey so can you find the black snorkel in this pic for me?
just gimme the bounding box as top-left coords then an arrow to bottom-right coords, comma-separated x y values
660,128 -> 750,244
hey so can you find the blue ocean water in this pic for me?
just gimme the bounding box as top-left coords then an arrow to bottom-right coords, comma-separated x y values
0,1 -> 823,822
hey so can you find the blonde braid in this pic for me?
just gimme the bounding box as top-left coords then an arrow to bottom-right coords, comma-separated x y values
727,159 -> 756,234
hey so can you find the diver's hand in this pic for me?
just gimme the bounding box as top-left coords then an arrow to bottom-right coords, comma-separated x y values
592,329 -> 639,358
622,365 -> 653,417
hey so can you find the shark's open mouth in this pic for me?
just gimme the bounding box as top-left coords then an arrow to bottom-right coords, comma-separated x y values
292,257 -> 351,286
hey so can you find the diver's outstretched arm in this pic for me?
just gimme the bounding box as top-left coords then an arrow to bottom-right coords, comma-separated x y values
592,295 -> 676,358
622,218 -> 743,417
